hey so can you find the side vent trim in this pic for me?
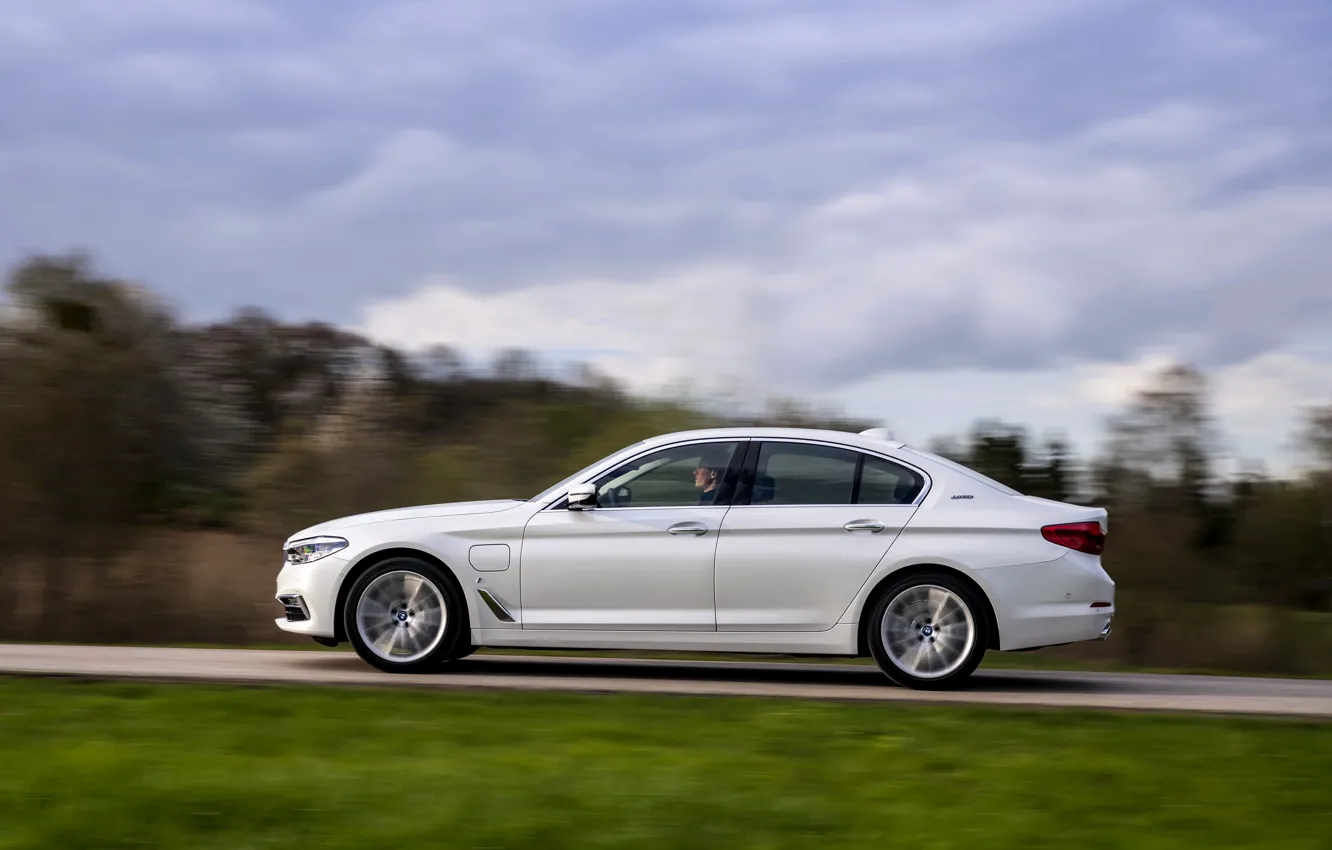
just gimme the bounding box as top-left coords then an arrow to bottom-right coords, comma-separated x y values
476,588 -> 517,623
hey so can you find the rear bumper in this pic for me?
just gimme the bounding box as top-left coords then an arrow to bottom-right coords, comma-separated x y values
998,602 -> 1114,650
976,550 -> 1116,651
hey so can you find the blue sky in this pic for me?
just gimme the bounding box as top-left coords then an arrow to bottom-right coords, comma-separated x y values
2,0 -> 1331,473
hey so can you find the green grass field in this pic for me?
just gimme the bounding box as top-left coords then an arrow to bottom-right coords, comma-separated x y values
0,679 -> 1327,849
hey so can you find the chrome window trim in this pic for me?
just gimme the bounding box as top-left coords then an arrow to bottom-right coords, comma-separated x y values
740,436 -> 937,508
723,503 -> 920,510
548,505 -> 733,513
540,435 -> 932,511
744,437 -> 933,507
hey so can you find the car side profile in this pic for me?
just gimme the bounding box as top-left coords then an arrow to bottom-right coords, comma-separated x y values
274,427 -> 1114,689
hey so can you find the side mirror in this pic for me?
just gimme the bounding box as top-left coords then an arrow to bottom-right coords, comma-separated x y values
567,483 -> 597,510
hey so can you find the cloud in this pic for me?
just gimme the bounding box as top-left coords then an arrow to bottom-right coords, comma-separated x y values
2,0 -> 1331,466
1212,353 -> 1332,420
1075,355 -> 1182,409
357,102 -> 1332,393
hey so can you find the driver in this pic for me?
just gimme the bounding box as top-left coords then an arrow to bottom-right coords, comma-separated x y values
693,448 -> 731,504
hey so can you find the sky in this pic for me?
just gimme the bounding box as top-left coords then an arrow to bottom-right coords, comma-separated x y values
2,0 -> 1331,474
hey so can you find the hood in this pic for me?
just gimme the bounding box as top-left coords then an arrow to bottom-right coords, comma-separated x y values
285,499 -> 524,543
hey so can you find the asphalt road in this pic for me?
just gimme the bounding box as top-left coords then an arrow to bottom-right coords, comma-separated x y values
2,643 -> 1330,717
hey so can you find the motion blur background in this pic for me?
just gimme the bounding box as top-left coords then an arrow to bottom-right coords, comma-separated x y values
1,0 -> 1329,674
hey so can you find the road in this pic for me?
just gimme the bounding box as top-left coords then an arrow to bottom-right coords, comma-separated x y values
2,643 -> 1330,717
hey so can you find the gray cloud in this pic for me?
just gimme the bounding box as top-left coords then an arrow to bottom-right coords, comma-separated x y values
1,0 -> 1330,387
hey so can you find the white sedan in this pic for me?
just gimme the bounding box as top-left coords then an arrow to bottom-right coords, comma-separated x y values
275,427 -> 1114,689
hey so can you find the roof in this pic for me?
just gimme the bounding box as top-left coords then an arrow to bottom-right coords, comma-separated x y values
638,426 -> 907,453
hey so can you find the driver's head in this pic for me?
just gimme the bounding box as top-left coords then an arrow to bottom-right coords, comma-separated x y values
693,448 -> 730,490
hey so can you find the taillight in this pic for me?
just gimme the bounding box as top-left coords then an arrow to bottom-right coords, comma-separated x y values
1041,521 -> 1105,555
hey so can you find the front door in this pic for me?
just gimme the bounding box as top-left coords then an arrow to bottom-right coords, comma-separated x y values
519,439 -> 745,630
713,440 -> 924,631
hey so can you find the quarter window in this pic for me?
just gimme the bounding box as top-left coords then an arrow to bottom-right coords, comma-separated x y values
857,455 -> 925,505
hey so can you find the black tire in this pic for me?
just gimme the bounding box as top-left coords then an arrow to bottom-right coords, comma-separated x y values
867,570 -> 990,690
343,556 -> 471,673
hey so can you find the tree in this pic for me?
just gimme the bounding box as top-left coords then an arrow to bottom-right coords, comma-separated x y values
1302,403 -> 1332,472
491,348 -> 539,381
1024,435 -> 1075,502
0,253 -> 261,640
926,435 -> 967,463
965,419 -> 1028,491
1103,363 -> 1219,515
1293,403 -> 1332,610
182,310 -> 381,449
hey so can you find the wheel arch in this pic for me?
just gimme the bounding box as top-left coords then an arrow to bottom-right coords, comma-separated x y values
332,547 -> 472,642
855,563 -> 1001,657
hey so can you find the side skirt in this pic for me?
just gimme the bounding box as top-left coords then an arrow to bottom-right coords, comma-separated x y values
471,624 -> 860,656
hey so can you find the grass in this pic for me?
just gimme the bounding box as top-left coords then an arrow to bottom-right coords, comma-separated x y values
0,679 -> 1328,849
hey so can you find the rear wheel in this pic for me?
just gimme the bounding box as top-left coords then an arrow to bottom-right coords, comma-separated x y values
867,571 -> 989,690
343,557 -> 470,673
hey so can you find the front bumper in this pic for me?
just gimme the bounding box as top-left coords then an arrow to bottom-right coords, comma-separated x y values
273,555 -> 347,638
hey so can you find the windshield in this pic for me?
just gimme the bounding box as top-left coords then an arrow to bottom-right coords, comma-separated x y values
527,441 -> 646,504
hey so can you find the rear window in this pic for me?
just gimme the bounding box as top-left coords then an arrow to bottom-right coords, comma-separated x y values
899,446 -> 1021,496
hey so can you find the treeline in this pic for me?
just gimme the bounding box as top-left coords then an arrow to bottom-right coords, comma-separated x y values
1,254 -> 1329,672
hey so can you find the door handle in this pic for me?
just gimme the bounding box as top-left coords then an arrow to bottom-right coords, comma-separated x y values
667,521 -> 709,536
843,520 -> 886,533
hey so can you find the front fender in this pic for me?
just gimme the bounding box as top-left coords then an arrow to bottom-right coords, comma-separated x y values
328,511 -> 531,638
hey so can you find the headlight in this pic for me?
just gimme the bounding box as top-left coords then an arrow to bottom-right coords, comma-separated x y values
284,536 -> 349,565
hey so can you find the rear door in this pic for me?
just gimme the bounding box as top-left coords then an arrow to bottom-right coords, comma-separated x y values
713,440 -> 925,631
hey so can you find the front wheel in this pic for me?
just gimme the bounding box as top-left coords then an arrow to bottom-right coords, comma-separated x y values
867,571 -> 989,690
343,557 -> 470,673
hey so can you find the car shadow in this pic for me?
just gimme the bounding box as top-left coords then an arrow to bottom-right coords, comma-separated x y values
298,652 -> 1102,693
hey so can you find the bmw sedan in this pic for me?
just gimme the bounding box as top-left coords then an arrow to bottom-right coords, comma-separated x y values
275,427 -> 1114,689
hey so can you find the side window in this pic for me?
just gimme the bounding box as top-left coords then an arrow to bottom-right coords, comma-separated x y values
857,455 -> 925,505
754,442 -> 858,505
591,441 -> 742,508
